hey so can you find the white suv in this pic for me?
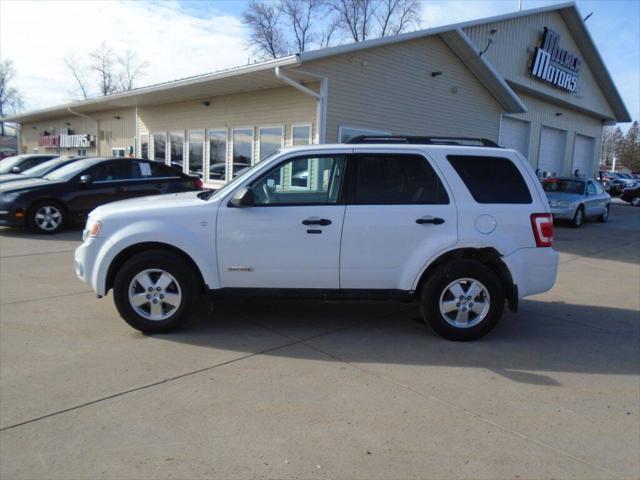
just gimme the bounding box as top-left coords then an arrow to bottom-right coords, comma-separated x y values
75,137 -> 558,341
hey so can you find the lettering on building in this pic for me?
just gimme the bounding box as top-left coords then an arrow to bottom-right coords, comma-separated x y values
530,27 -> 581,93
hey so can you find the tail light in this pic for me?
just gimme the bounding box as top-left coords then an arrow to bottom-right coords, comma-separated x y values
530,213 -> 553,247
194,178 -> 204,189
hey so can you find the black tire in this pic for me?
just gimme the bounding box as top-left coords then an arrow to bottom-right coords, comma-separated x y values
113,250 -> 201,333
598,204 -> 610,223
27,200 -> 66,234
570,205 -> 584,228
420,260 -> 505,341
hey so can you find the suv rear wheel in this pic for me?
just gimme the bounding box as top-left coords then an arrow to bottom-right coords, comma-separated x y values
113,250 -> 200,333
420,260 -> 505,341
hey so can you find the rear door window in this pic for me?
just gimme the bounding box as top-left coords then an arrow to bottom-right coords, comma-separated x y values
94,161 -> 136,182
352,154 -> 449,204
149,161 -> 181,178
447,155 -> 532,204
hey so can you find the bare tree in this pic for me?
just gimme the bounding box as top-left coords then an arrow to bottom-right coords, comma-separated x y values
326,0 -> 377,42
64,54 -> 91,100
89,41 -> 118,96
320,17 -> 342,47
243,0 -> 288,59
281,0 -> 321,52
117,50 -> 149,91
376,0 -> 420,37
0,59 -> 24,136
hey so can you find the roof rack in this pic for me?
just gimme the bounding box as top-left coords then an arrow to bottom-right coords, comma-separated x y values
346,135 -> 502,148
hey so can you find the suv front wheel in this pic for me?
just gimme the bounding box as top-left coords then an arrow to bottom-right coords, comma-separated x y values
113,250 -> 200,333
420,260 -> 505,341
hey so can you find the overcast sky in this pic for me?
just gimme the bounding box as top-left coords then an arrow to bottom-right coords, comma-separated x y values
1,0 -> 638,127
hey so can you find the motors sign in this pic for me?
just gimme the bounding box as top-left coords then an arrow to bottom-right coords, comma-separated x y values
38,133 -> 94,149
530,27 -> 581,92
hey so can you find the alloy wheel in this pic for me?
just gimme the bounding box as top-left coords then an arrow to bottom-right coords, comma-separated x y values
438,278 -> 491,328
128,269 -> 182,321
34,205 -> 62,232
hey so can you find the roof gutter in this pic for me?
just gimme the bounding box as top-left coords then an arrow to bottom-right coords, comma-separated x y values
275,66 -> 327,143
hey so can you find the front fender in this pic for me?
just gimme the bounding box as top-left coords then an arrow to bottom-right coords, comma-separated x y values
92,219 -> 218,296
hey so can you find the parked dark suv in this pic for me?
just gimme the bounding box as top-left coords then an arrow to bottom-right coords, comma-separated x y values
0,157 -> 203,233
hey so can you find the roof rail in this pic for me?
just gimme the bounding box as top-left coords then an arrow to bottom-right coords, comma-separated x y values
346,135 -> 502,147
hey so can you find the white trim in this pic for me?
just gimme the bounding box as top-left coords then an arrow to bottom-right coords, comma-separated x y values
338,125 -> 391,143
257,125 -> 285,162
291,124 -> 313,146
186,129 -> 205,178
231,127 -> 254,178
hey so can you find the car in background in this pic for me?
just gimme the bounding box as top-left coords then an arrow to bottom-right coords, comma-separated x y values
0,154 -> 58,175
0,157 -> 203,233
609,173 -> 638,196
0,156 -> 86,185
620,186 -> 640,206
543,177 -> 610,227
0,148 -> 18,160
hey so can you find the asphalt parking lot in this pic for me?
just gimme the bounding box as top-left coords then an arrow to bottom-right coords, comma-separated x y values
0,202 -> 638,479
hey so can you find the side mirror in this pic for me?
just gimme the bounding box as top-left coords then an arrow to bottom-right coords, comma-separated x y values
229,187 -> 254,207
80,174 -> 93,185
11,166 -> 21,173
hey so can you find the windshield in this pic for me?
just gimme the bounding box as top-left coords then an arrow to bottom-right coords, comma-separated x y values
543,179 -> 585,194
44,160 -> 92,181
22,158 -> 65,177
0,155 -> 26,174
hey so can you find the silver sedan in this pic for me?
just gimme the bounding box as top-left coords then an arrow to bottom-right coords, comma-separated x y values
543,177 -> 610,228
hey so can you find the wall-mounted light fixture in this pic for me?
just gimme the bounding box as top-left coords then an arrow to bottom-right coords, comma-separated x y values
431,71 -> 443,77
555,112 -> 563,116
32,126 -> 38,130
202,101 -> 210,107
65,122 -> 71,126
113,115 -> 121,120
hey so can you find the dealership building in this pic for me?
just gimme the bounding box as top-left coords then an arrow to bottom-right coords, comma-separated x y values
5,2 -> 630,186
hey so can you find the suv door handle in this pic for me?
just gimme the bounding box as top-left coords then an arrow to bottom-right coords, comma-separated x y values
115,186 -> 127,193
302,218 -> 332,226
416,216 -> 445,225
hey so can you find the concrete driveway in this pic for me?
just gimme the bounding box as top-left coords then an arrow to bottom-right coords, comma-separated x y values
1,203 -> 638,479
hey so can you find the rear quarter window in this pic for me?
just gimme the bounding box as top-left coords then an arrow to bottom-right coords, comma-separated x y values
447,155 -> 532,204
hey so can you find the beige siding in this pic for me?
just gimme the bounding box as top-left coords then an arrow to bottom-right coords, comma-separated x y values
503,92 -> 603,176
20,108 -> 136,156
299,35 -> 504,143
464,11 -> 616,119
138,85 -> 317,181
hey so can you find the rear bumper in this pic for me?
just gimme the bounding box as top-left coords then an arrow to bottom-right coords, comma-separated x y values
503,247 -> 559,298
549,206 -> 575,220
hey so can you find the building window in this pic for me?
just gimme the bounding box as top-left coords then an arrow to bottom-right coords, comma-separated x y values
77,149 -> 87,156
339,125 -> 391,143
111,147 -> 126,157
208,129 -> 227,182
292,125 -> 312,145
232,128 -> 253,178
187,130 -> 204,177
259,126 -> 283,162
140,134 -> 149,160
169,131 -> 184,171
152,132 -> 166,162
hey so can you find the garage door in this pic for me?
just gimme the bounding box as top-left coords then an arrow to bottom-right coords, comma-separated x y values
572,134 -> 595,178
499,116 -> 530,158
538,126 -> 567,177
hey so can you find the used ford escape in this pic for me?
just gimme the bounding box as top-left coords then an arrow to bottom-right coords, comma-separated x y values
75,137 -> 558,341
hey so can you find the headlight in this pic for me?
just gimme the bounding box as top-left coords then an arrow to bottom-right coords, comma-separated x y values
550,200 -> 571,208
0,192 -> 21,203
83,219 -> 102,241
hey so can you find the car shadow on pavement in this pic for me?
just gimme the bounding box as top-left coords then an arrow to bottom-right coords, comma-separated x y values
157,298 -> 639,387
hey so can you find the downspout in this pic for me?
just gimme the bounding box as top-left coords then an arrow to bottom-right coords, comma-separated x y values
275,66 -> 327,144
16,123 -> 22,154
67,106 -> 99,155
